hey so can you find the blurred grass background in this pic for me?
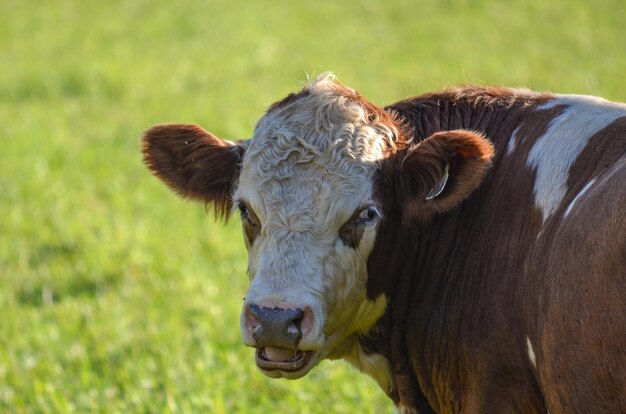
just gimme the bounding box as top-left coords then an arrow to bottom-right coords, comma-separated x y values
0,0 -> 624,412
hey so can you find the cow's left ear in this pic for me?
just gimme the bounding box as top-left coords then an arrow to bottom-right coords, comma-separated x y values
392,130 -> 495,220
142,124 -> 246,219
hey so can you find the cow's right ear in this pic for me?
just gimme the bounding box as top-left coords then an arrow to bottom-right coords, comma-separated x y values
388,129 -> 494,221
142,124 -> 245,219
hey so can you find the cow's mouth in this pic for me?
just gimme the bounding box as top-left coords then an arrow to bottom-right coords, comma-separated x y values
255,347 -> 316,373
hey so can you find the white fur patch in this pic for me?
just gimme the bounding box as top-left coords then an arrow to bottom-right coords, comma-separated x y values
344,341 -> 395,395
397,405 -> 420,414
506,126 -> 520,156
564,177 -> 597,218
526,336 -> 537,368
527,95 -> 626,223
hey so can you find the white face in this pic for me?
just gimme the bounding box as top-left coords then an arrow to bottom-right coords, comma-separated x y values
233,77 -> 395,378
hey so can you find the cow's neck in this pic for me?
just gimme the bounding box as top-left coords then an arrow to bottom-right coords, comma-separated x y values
360,199 -> 502,412
360,213 -> 449,412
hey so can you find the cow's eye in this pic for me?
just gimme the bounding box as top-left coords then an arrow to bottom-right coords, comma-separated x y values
339,206 -> 380,248
237,201 -> 249,219
236,200 -> 259,227
355,206 -> 380,226
235,200 -> 260,245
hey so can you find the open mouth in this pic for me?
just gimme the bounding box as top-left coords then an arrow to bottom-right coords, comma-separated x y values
255,346 -> 316,372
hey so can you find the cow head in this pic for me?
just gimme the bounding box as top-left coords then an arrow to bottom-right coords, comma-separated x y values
142,74 -> 494,381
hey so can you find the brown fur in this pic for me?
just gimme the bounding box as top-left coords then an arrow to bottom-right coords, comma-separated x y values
142,124 -> 244,219
267,89 -> 311,112
363,88 -> 625,413
339,208 -> 368,248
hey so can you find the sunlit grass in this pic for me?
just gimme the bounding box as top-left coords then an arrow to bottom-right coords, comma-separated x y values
1,0 -> 624,411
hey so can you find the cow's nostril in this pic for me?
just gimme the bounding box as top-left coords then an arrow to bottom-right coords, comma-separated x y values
287,320 -> 300,336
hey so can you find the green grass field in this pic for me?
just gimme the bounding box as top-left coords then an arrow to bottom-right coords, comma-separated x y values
1,0 -> 624,412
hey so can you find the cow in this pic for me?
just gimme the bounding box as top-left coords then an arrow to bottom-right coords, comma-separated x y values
142,73 -> 626,413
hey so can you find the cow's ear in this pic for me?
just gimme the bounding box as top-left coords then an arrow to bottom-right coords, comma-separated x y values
394,130 -> 494,220
142,124 -> 245,219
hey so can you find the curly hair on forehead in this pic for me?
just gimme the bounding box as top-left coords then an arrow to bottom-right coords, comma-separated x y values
258,73 -> 406,160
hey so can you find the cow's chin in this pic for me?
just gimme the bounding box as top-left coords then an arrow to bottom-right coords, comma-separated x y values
254,347 -> 319,379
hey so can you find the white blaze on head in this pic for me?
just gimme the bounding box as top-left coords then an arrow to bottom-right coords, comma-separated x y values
234,73 -> 395,373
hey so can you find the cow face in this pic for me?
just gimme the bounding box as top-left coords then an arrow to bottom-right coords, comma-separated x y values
142,74 -> 494,380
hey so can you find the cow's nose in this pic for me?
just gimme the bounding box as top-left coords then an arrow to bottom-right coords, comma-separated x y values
246,304 -> 306,349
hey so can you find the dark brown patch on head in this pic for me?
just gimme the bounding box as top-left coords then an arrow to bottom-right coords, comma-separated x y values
338,209 -> 368,248
267,89 -> 311,113
142,124 -> 245,219
236,201 -> 261,247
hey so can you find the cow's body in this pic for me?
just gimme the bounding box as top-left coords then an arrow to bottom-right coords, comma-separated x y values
143,75 -> 626,413
364,89 -> 626,413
